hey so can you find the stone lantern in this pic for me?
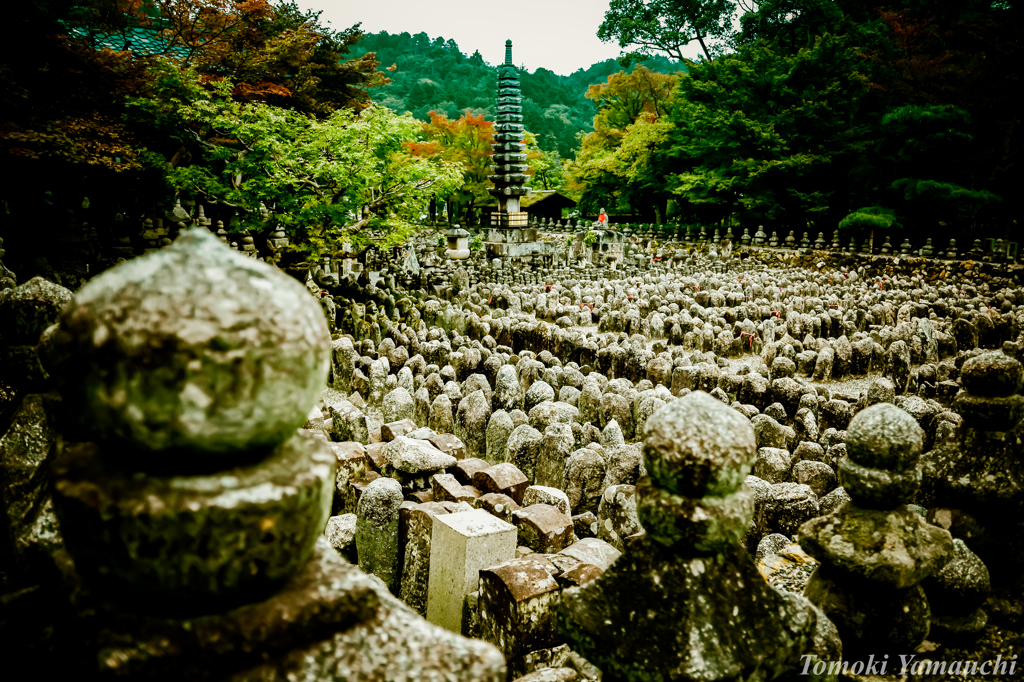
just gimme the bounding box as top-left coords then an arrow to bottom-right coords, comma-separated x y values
446,226 -> 470,260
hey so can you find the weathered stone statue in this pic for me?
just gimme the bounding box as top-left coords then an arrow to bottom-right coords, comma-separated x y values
558,391 -> 818,681
800,403 -> 954,657
41,228 -> 504,680
919,351 -> 1024,581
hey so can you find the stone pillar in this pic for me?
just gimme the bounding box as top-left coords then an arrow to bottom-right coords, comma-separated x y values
399,501 -> 452,616
427,509 -> 517,633
355,476 -> 405,593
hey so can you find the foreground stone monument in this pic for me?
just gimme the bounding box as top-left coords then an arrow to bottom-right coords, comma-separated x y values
919,350 -> 1024,581
557,391 -> 817,681
799,403 -> 954,657
43,228 -> 504,680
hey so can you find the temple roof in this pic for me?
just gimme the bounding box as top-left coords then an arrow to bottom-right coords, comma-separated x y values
482,190 -> 576,209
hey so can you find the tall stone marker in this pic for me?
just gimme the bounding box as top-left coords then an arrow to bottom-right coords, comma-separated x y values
427,509 -> 517,632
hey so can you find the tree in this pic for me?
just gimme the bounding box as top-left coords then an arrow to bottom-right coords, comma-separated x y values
738,0 -> 845,51
165,80 -> 463,260
597,0 -> 736,62
663,31 -> 885,231
61,1 -> 384,116
525,140 -> 564,191
565,66 -> 679,217
408,110 -> 494,224
571,0 -> 1021,242
586,65 -> 679,130
837,205 -> 901,249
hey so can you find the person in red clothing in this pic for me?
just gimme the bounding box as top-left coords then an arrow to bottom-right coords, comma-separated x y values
597,208 -> 608,225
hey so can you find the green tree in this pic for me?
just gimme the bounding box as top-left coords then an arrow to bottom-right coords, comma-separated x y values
598,0 -> 736,62
166,81 -> 463,260
565,66 -> 679,218
664,32 -> 885,231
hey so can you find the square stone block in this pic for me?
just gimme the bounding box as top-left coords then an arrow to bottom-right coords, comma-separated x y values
426,509 -> 517,633
513,504 -> 575,553
382,418 -> 418,442
478,554 -> 561,661
428,433 -> 467,460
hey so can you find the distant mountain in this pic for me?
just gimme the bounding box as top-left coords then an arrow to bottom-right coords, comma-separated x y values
350,31 -> 686,158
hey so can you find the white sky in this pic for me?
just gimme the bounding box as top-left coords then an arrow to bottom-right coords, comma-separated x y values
296,0 -> 703,76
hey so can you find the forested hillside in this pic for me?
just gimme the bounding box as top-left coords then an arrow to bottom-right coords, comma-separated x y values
351,31 -> 686,158
566,0 -> 1022,243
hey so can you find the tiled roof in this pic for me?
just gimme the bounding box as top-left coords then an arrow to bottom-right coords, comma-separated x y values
66,24 -> 192,59
484,190 -> 577,209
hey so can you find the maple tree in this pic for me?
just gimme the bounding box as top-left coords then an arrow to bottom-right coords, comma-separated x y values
586,65 -> 678,130
565,65 -> 680,217
69,0 -> 384,115
407,110 -> 495,224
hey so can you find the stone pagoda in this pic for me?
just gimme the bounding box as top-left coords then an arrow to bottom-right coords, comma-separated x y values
489,40 -> 528,229
481,41 -> 554,263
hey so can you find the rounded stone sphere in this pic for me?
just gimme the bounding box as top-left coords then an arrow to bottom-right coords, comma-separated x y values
845,402 -> 922,471
0,276 -> 73,345
52,228 -> 331,459
641,390 -> 755,498
961,351 -> 1024,397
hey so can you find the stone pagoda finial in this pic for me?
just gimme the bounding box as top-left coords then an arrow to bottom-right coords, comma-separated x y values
504,38 -> 513,65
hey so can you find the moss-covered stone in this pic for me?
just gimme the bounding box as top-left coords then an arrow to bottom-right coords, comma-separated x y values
0,276 -> 72,346
960,351 -> 1024,397
804,564 -> 931,658
798,504 -> 953,589
952,392 -> 1024,431
51,431 -> 335,615
90,539 -> 380,677
844,403 -> 922,471
838,457 -> 922,509
635,477 -> 753,554
557,542 -> 815,682
50,228 -> 330,460
640,391 -> 755,498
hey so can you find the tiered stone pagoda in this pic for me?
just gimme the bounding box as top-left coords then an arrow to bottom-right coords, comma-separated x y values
489,40 -> 528,228
481,40 -> 554,262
